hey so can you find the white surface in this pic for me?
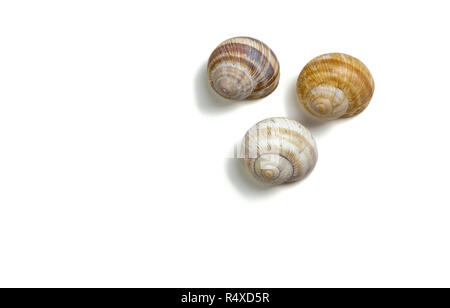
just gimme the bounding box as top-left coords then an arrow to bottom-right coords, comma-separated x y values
0,0 -> 449,287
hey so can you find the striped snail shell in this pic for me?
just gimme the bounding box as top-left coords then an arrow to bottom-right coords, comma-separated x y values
296,53 -> 375,119
240,117 -> 318,185
207,37 -> 280,100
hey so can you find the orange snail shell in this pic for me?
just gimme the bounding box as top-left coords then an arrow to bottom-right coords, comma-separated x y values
296,53 -> 375,119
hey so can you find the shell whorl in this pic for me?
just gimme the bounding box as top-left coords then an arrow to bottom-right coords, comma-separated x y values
296,53 -> 375,119
240,117 -> 318,185
207,37 -> 280,100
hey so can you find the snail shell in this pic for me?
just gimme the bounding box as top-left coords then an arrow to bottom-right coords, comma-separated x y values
207,37 -> 280,100
240,117 -> 318,185
296,53 -> 375,119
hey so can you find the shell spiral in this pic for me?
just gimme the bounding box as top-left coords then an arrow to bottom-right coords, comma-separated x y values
296,53 -> 375,119
240,117 -> 318,185
207,37 -> 280,100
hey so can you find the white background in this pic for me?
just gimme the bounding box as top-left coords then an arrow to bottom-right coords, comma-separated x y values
0,0 -> 449,287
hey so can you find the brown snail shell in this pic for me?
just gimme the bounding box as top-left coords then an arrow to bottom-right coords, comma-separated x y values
207,37 -> 280,100
296,53 -> 375,119
240,117 -> 318,185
